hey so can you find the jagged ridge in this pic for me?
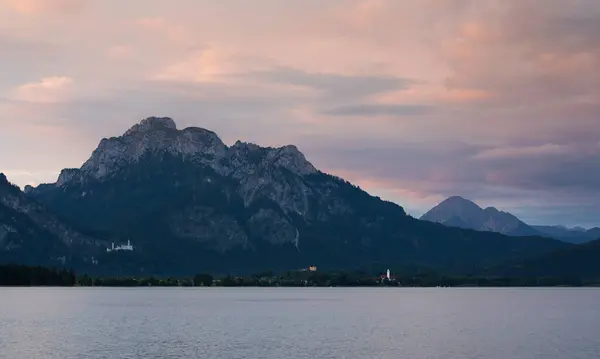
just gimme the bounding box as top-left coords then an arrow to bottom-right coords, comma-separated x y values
44,116 -> 316,185
24,117 -> 567,275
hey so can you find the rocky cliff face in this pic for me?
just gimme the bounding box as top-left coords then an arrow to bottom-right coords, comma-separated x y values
26,117 -> 345,260
55,116 -> 315,183
420,196 -> 540,237
32,117 -> 318,223
26,117 -> 566,275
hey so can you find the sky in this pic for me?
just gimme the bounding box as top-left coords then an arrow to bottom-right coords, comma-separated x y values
1,0 -> 599,227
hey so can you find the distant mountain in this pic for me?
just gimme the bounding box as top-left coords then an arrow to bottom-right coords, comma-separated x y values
492,239 -> 600,280
0,173 -> 104,266
531,225 -> 600,244
421,197 -> 599,243
24,117 -> 567,275
587,227 -> 600,239
420,196 -> 540,237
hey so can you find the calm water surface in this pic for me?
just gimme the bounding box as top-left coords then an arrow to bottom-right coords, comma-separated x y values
1,288 -> 599,359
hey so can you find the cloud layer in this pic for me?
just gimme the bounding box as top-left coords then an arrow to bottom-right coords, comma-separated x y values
1,0 -> 599,227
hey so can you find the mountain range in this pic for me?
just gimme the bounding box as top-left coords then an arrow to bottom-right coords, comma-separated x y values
531,225 -> 600,244
421,196 -> 599,244
0,173 -> 105,267
1,116 -> 596,277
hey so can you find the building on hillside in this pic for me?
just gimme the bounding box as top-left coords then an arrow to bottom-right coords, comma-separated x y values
300,265 -> 318,272
106,240 -> 134,253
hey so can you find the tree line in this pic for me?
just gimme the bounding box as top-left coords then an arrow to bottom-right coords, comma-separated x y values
0,264 -> 76,286
2,264 -> 598,287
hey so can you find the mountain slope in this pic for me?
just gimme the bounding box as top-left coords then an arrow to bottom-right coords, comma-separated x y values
492,239 -> 600,280
26,117 -> 568,275
420,196 -> 540,237
0,173 -> 104,266
531,225 -> 599,244
587,227 -> 600,239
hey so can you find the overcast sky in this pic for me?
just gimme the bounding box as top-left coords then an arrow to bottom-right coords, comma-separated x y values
1,0 -> 599,227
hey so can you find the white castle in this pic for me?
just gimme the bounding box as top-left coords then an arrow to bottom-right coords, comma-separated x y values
106,240 -> 134,253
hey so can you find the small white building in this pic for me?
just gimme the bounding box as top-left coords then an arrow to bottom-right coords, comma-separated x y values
106,240 -> 134,253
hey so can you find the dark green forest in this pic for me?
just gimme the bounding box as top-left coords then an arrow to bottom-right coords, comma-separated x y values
0,265 -> 76,286
2,264 -> 599,287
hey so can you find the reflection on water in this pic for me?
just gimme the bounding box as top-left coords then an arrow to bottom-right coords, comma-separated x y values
1,288 -> 600,359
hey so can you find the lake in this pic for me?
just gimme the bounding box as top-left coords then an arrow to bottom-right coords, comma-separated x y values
1,288 -> 599,358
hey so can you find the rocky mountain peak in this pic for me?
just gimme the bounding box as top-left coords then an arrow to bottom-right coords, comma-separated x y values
421,196 -> 540,237
428,196 -> 483,216
124,116 -> 177,136
73,118 -> 229,180
269,145 -> 316,175
444,196 -> 480,207
232,140 -> 262,152
32,116 -> 318,192
180,126 -> 225,149
483,206 -> 500,214
0,173 -> 20,195
57,169 -> 81,187
228,141 -> 316,176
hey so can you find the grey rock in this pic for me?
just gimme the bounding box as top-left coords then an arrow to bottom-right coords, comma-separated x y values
123,116 -> 177,135
32,117 -> 322,248
60,117 -> 315,185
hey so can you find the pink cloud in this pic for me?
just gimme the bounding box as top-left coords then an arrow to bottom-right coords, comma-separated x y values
106,45 -> 136,61
473,144 -> 575,160
154,48 -> 251,83
134,17 -> 196,48
5,0 -> 85,14
441,88 -> 493,102
322,167 -> 447,214
0,0 -> 599,226
13,76 -> 73,103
